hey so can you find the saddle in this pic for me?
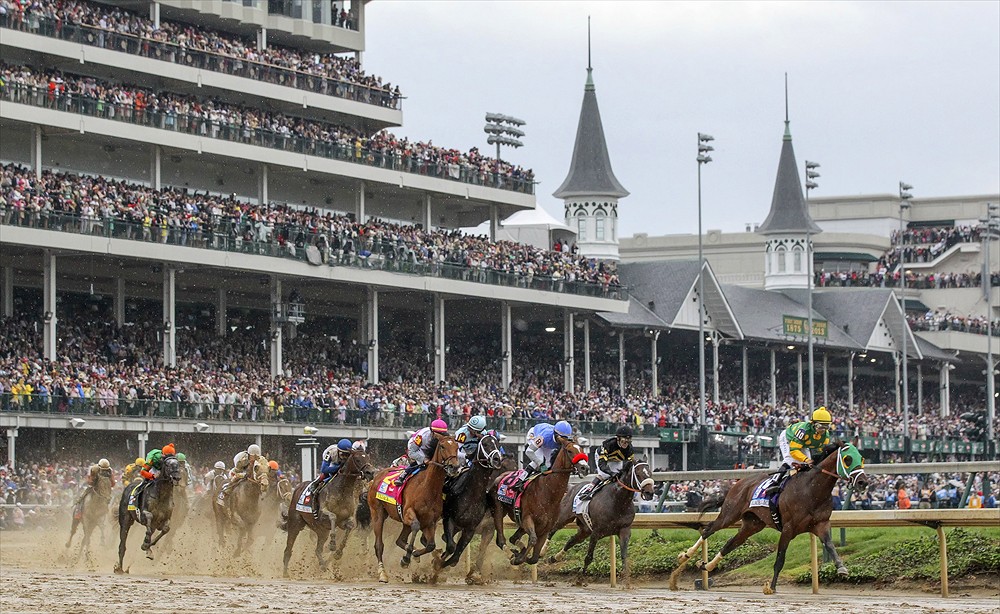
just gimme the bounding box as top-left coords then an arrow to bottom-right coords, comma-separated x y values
126,480 -> 147,520
444,468 -> 472,499
750,475 -> 783,530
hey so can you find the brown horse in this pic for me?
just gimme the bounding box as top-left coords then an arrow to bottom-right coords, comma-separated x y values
367,435 -> 461,583
546,460 -> 655,586
114,455 -> 182,573
282,448 -> 375,577
66,466 -> 115,559
490,440 -> 590,567
212,456 -> 270,553
669,442 -> 869,594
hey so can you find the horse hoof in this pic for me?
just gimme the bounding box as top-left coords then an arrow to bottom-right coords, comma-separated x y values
466,571 -> 484,586
695,560 -> 707,571
676,553 -> 689,563
332,550 -> 343,561
146,552 -> 154,561
762,583 -> 774,595
400,557 -> 410,569
378,570 -> 389,583
837,566 -> 849,577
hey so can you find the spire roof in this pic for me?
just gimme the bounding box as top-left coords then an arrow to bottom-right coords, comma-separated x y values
756,121 -> 822,235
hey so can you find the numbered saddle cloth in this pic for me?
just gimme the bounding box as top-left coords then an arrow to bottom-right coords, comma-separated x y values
295,481 -> 318,514
374,467 -> 409,505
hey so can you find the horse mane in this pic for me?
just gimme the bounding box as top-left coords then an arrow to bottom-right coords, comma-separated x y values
815,440 -> 843,463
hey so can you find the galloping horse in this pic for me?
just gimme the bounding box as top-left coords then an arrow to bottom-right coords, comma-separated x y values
212,456 -> 270,553
669,442 -> 868,594
437,434 -> 505,573
490,440 -> 590,567
66,465 -> 115,558
283,448 -> 375,576
547,459 -> 655,586
114,454 -> 182,573
367,435 -> 462,583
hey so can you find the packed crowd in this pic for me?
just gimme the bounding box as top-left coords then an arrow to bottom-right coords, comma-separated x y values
0,164 -> 612,292
908,310 -> 1000,337
882,225 -> 983,270
0,63 -> 532,192
816,267 -> 1000,290
0,0 -> 401,108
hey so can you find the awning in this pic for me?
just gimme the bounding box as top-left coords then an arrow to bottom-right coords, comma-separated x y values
814,252 -> 879,263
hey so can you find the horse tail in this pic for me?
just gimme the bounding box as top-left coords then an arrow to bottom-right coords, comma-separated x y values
355,497 -> 371,530
697,487 -> 730,517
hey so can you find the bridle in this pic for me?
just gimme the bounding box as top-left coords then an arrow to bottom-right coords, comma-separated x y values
338,450 -> 373,479
475,434 -> 502,469
615,462 -> 654,494
427,436 -> 460,470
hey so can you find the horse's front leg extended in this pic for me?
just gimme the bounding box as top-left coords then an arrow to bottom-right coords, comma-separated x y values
817,523 -> 849,576
333,518 -> 354,560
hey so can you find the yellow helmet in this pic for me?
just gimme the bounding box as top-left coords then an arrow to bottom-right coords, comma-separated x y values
135,457 -> 145,465
811,407 -> 832,424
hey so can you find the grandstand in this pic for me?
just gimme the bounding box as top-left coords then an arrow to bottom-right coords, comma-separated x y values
0,1 -> 995,477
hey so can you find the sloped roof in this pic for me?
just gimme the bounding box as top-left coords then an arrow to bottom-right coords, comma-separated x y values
811,289 -> 893,348
616,260 -> 701,325
597,296 -> 670,329
756,123 -> 822,236
501,206 -> 573,231
552,68 -> 629,200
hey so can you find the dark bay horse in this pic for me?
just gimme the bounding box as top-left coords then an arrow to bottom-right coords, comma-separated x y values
546,460 -> 655,586
212,456 -> 270,553
283,448 -> 375,577
367,435 -> 461,583
114,455 -> 182,573
490,440 -> 590,567
669,442 -> 868,594
66,466 -> 115,559
436,434 -> 505,574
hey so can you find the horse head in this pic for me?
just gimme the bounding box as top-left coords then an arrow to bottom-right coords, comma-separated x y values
432,435 -> 462,477
835,443 -> 868,492
347,448 -> 376,482
626,461 -> 656,501
252,457 -> 270,493
560,441 -> 590,477
161,456 -> 182,483
474,434 -> 504,470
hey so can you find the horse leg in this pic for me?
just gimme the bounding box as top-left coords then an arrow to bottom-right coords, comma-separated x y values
816,521 -> 849,576
467,524 -> 493,584
442,517 -> 456,557
620,526 -> 633,589
282,513 -> 303,578
700,513 -> 765,572
314,523 -> 330,572
513,517 -> 537,565
410,522 -> 437,561
371,504 -> 389,583
491,500 -> 507,550
333,519 -> 354,560
114,519 -> 130,574
440,528 -> 475,569
764,530 -> 795,594
547,524 -> 590,564
575,534 -> 599,585
66,514 -> 80,549
400,520 -> 419,567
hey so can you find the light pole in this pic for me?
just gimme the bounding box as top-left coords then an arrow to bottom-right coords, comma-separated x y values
697,132 -> 713,470
484,113 -> 525,188
981,203 -> 999,453
805,160 -> 820,410
899,181 -> 913,458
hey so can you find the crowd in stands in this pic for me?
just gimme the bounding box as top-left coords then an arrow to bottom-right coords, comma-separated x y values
880,225 -> 983,271
0,164 -> 611,291
816,268 -> 999,290
0,0 -> 399,107
909,310 -> 1000,337
0,63 -> 533,192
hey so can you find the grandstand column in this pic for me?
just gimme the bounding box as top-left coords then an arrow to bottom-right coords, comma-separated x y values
770,349 -> 777,409
2,265 -> 13,318
894,353 -> 902,416
490,205 -> 499,242
796,352 -> 803,412
501,302 -> 512,391
216,289 -> 227,337
31,126 -> 42,180
150,145 -> 161,190
162,266 -> 176,367
319,0 -> 332,25
434,295 -> 446,384
423,194 -> 433,231
939,363 -> 951,417
823,353 -> 829,407
917,363 -> 923,413
270,277 -> 283,377
366,288 -> 379,385
742,346 -> 748,412
650,331 -> 659,396
563,311 -> 575,393
848,353 -> 855,414
618,332 -> 625,397
42,250 -> 57,360
137,432 -> 148,458
150,2 -> 160,29
356,181 -> 366,223
711,334 -> 719,404
114,278 -> 125,328
5,428 -> 16,469
583,319 -> 591,392
258,164 -> 269,205
257,27 -> 267,51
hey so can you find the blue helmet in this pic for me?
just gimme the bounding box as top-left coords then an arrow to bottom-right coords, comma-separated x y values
468,415 -> 487,432
337,438 -> 353,452
554,421 -> 573,438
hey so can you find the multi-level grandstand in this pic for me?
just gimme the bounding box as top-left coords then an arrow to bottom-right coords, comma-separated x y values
0,0 -> 994,482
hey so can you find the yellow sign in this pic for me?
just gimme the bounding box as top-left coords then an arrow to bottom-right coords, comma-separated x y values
783,315 -> 828,338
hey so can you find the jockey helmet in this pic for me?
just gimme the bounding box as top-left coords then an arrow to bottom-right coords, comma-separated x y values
176,453 -> 186,462
615,425 -> 633,439
554,421 -> 573,439
268,460 -> 279,471
214,461 -> 226,470
352,440 -> 367,451
337,438 -> 353,452
247,443 -> 262,456
430,419 -> 449,434
98,458 -> 111,469
162,443 -> 176,456
135,457 -> 145,466
468,415 -> 487,433
811,407 -> 833,424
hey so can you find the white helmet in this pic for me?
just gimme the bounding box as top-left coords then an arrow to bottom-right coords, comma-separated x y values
214,461 -> 226,470
247,443 -> 261,456
98,458 -> 111,469
352,440 -> 367,451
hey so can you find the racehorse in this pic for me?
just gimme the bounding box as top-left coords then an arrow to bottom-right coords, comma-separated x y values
546,460 -> 655,587
114,454 -> 182,573
490,439 -> 590,567
282,448 -> 375,577
669,442 -> 868,594
160,458 -> 192,554
436,434 -> 505,574
367,435 -> 462,583
212,456 -> 270,553
66,465 -> 115,558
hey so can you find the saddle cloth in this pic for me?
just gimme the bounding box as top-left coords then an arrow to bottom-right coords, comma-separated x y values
126,480 -> 143,513
295,480 -> 318,513
374,467 -> 409,505
572,485 -> 595,529
749,475 -> 778,508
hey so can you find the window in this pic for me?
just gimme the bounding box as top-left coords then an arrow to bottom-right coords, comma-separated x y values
793,248 -> 802,272
777,246 -> 786,273
577,216 -> 587,241
595,212 -> 606,241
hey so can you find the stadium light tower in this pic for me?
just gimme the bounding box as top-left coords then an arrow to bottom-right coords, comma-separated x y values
898,181 -> 913,458
805,160 -> 820,410
981,203 -> 999,452
484,113 -> 525,188
697,132 -> 714,470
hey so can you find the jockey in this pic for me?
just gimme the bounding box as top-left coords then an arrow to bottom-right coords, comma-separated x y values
455,415 -> 487,465
74,458 -> 114,506
307,439 -> 353,519
352,440 -> 368,452
217,443 -> 262,508
204,460 -> 228,486
524,420 -> 574,477
123,457 -> 145,483
138,443 -> 176,496
766,407 -> 833,496
176,452 -> 195,489
395,419 -> 450,485
579,425 -> 634,501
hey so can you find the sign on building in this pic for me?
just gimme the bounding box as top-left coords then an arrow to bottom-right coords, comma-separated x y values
782,315 -> 828,338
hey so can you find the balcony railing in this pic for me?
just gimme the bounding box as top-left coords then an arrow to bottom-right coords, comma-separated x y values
1,82 -> 533,195
0,211 -> 626,300
0,12 -> 395,109
0,393 -> 658,437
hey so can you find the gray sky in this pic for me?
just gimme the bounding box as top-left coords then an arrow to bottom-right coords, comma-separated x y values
364,1 -> 1000,238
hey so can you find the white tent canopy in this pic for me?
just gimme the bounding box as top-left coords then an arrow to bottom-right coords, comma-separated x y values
496,205 -> 576,251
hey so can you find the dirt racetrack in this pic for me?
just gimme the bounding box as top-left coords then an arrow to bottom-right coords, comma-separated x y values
2,504 -> 997,614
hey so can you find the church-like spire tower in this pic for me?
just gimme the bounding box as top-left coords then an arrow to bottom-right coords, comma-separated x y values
757,75 -> 821,291
554,18 -> 628,261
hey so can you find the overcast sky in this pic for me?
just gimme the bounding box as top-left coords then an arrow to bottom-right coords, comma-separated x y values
364,1 -> 1000,238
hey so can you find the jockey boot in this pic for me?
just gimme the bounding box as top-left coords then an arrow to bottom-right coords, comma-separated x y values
578,476 -> 602,501
764,464 -> 790,497
394,465 -> 415,487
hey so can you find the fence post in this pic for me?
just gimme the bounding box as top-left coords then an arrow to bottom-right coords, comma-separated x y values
701,537 -> 709,589
609,535 -> 617,588
809,534 -> 820,594
937,526 -> 949,597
